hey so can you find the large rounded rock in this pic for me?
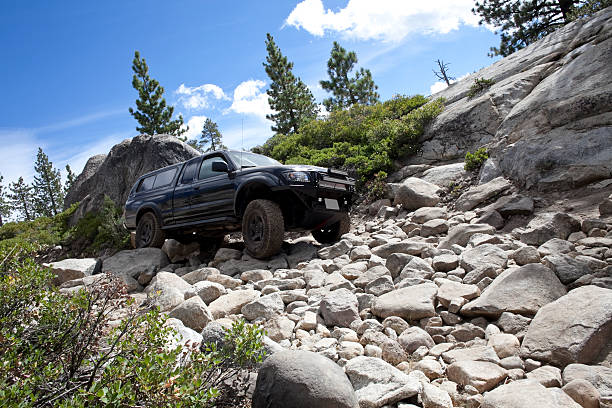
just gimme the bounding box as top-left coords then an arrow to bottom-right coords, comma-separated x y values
518,212 -> 581,246
455,177 -> 512,211
394,177 -> 440,210
64,134 -> 199,218
319,289 -> 359,327
252,350 -> 358,408
563,364 -> 612,405
446,360 -> 507,393
481,379 -> 582,408
144,272 -> 192,312
460,244 -> 508,272
438,223 -> 496,249
103,248 -> 169,291
521,285 -> 612,367
398,326 -> 435,353
44,258 -> 97,286
208,289 -> 261,319
461,264 -> 566,318
168,296 -> 213,332
344,356 -> 420,407
372,283 -> 438,321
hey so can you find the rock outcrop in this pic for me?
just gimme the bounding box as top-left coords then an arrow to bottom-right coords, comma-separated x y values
64,134 -> 199,219
415,7 -> 612,191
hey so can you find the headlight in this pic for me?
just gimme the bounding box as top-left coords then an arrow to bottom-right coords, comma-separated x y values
284,171 -> 311,183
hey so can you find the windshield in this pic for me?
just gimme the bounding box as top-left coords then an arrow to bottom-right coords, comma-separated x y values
228,151 -> 281,168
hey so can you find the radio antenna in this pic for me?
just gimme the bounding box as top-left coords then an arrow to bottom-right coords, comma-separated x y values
241,117 -> 244,169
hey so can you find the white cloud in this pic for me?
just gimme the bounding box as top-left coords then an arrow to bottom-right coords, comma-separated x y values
0,129 -> 39,185
181,115 -> 208,141
228,80 -> 273,120
175,83 -> 229,110
429,72 -> 470,95
286,0 -> 483,43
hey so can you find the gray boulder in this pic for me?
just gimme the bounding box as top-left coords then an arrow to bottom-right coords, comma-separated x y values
455,177 -> 512,211
162,239 -> 200,263
481,379 -> 582,408
460,243 -> 508,272
394,177 -> 440,210
168,296 -> 213,332
252,350 -> 358,408
438,223 -> 495,249
542,254 -> 592,284
518,212 -> 581,246
44,258 -> 97,286
144,272 -> 192,312
319,288 -> 359,327
372,282 -> 438,321
344,356 -> 420,408
563,363 -> 612,405
461,264 -> 566,318
420,163 -> 468,187
521,285 -> 612,366
241,293 -> 284,321
64,134 -> 199,219
102,248 -> 169,291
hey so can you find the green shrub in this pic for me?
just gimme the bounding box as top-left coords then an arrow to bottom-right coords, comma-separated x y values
467,78 -> 495,99
364,171 -> 388,203
263,95 -> 445,187
70,196 -> 130,253
464,147 -> 489,171
0,203 -> 77,246
0,242 -> 265,408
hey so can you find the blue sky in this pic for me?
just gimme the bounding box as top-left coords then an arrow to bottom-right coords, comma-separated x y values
0,0 -> 500,185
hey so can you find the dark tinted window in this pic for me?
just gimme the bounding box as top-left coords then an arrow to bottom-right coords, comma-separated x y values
181,160 -> 200,184
153,168 -> 177,188
137,175 -> 155,192
198,156 -> 227,180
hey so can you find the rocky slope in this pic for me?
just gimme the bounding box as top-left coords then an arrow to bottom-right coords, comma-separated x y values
49,8 -> 612,408
415,7 -> 612,192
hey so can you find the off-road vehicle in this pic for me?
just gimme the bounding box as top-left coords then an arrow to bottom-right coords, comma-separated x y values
124,150 -> 355,259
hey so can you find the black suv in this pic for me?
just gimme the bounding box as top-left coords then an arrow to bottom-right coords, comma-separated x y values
124,150 -> 355,258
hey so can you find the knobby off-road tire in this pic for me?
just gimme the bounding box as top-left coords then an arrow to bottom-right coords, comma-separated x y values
135,212 -> 165,248
242,199 -> 284,259
311,212 -> 350,244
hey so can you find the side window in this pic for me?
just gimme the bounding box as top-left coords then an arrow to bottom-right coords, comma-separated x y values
198,156 -> 227,180
137,175 -> 155,192
181,160 -> 200,184
153,168 -> 177,189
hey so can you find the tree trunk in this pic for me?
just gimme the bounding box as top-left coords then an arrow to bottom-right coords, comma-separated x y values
558,0 -> 575,22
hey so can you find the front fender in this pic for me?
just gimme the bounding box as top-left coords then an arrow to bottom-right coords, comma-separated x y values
233,174 -> 282,216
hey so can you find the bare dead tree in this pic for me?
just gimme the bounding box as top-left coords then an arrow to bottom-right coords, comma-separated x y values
433,59 -> 455,86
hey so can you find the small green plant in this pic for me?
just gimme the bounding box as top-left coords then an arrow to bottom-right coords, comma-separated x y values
364,171 -> 388,202
467,77 -> 495,99
0,242 -> 265,408
464,147 -> 489,171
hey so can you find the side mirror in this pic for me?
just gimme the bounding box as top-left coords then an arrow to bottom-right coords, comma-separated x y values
212,161 -> 229,172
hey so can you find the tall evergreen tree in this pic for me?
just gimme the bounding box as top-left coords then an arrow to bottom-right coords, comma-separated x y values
263,33 -> 318,135
8,177 -> 33,221
199,118 -> 226,152
64,164 -> 76,195
0,175 -> 11,226
472,0 -> 606,57
320,42 -> 379,111
32,148 -> 63,217
129,51 -> 187,139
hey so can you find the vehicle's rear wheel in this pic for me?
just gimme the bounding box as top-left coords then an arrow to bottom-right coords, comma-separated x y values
312,213 -> 350,244
242,199 -> 284,259
135,212 -> 165,248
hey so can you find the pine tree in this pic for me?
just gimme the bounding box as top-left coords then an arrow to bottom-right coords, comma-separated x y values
0,175 -> 11,225
32,147 -> 63,217
471,0 -> 605,57
320,42 -> 379,111
64,164 -> 76,194
8,177 -> 33,221
199,118 -> 226,152
263,33 -> 318,135
129,51 -> 187,139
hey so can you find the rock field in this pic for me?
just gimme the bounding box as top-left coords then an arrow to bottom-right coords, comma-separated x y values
47,170 -> 612,408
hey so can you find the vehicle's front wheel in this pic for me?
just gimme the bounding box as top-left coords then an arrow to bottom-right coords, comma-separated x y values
135,212 -> 165,248
242,199 -> 284,259
312,212 -> 350,244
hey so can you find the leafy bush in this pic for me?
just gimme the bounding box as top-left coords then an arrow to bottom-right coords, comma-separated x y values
467,78 -> 495,99
464,147 -> 489,171
0,203 -> 77,246
258,95 -> 444,187
0,242 -> 265,408
364,171 -> 388,203
70,196 -> 130,253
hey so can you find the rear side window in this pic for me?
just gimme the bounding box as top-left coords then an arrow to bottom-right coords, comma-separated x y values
181,160 -> 200,184
153,168 -> 177,189
137,175 -> 155,192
